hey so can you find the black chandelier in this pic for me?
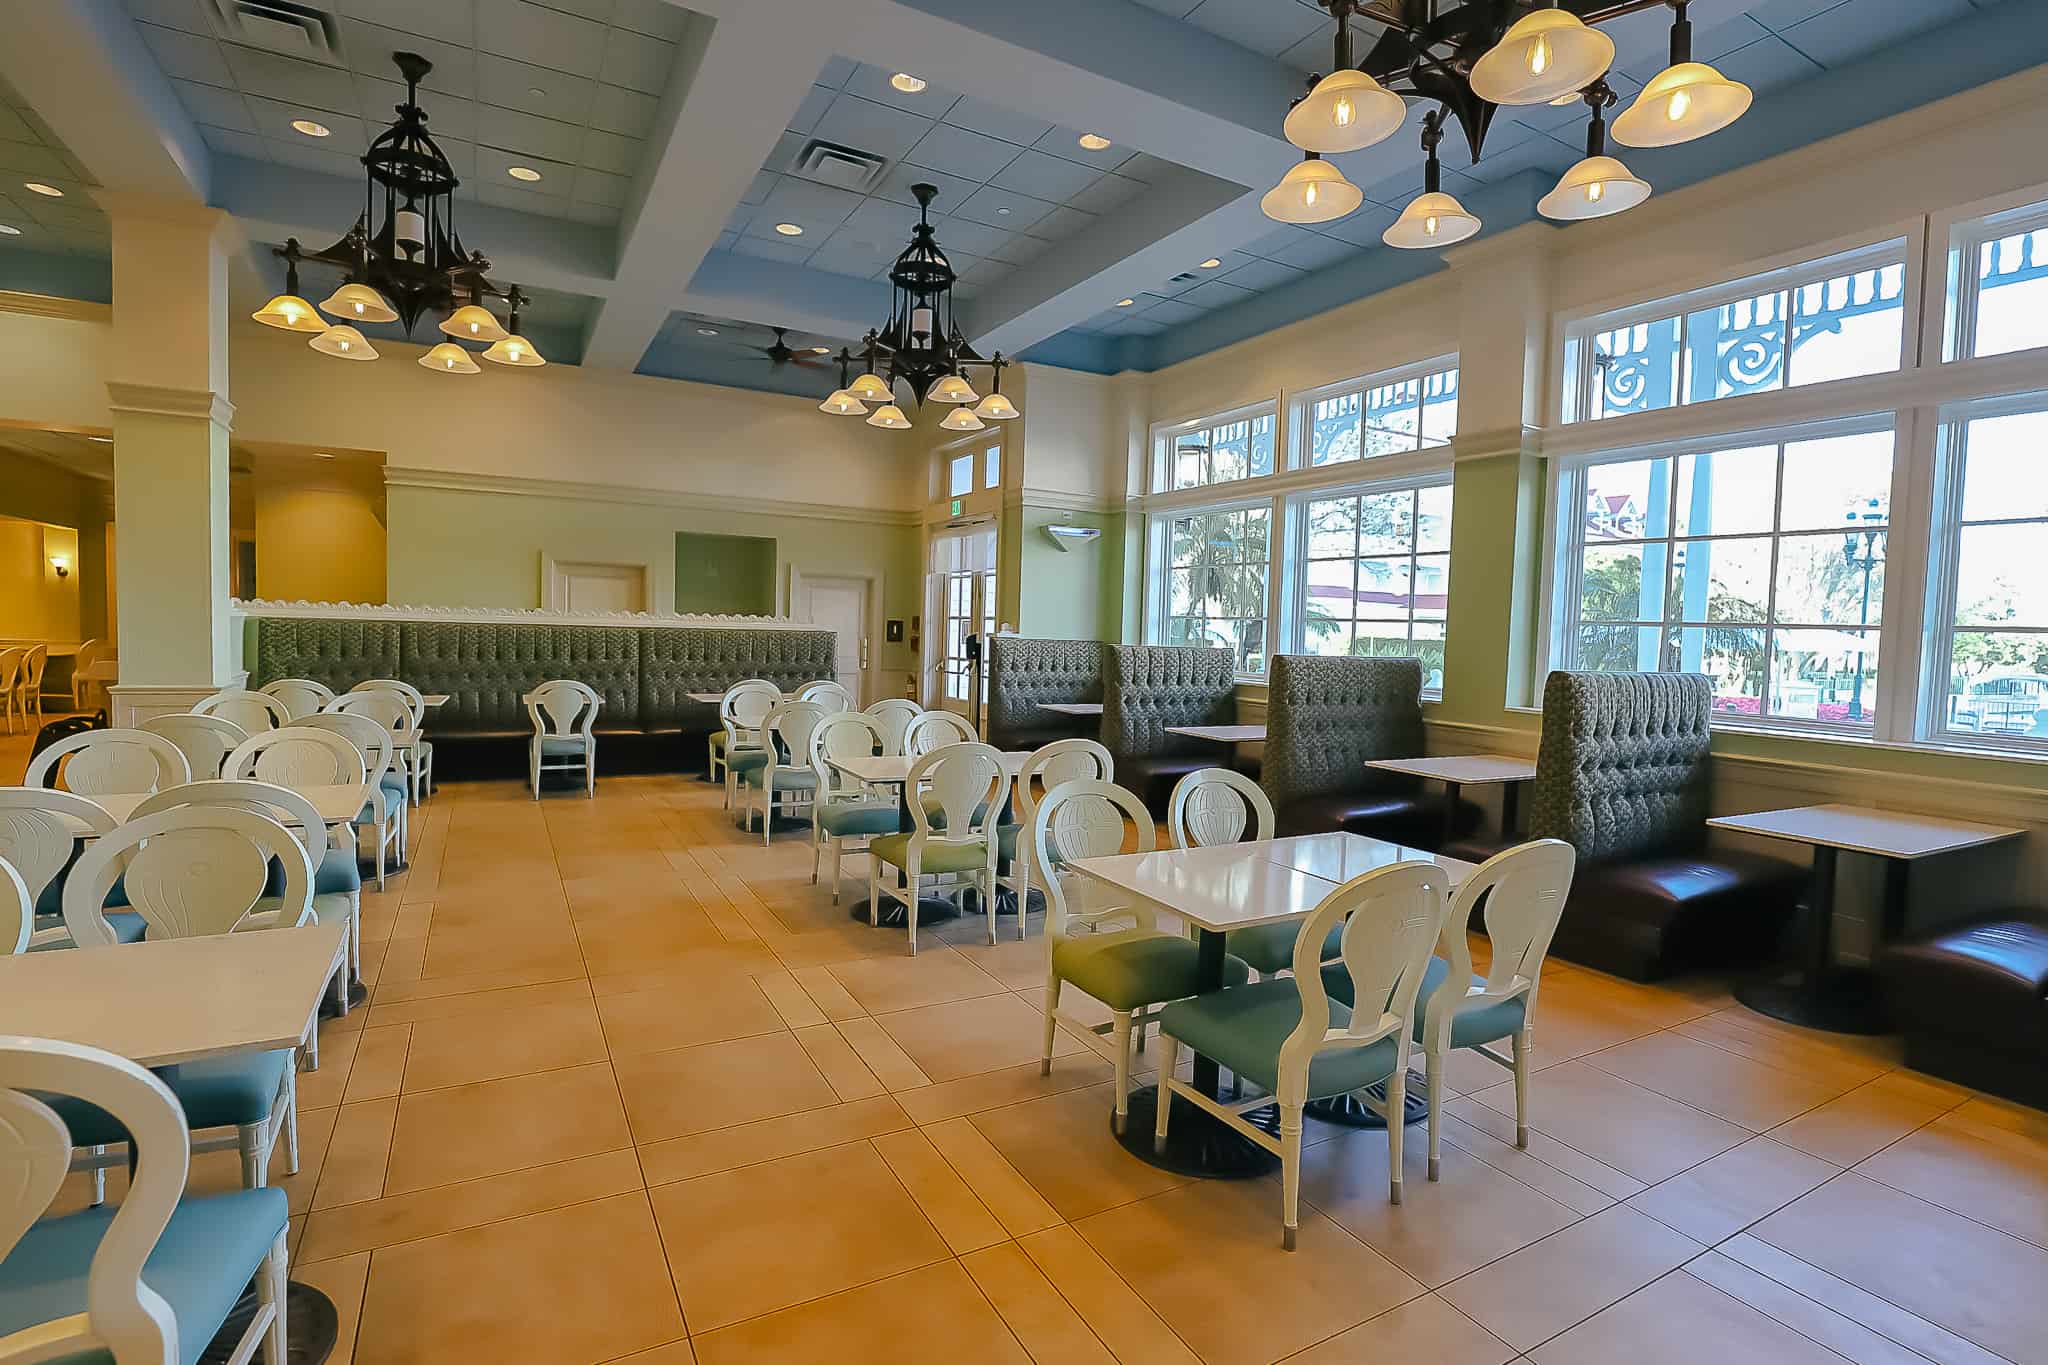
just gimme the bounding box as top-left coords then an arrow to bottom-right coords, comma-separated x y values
819,183 -> 1021,431
249,52 -> 546,371
1264,0 -> 1752,241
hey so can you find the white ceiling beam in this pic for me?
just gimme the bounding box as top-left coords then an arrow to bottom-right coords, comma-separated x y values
0,0 -> 210,202
680,251 -> 894,347
579,3 -> 842,371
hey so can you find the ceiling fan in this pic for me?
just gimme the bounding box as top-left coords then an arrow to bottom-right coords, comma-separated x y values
696,323 -> 833,370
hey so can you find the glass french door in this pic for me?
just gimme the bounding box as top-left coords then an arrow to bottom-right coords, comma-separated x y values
929,525 -> 997,721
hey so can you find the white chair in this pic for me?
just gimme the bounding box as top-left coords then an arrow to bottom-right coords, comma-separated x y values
69,638 -> 105,713
903,708 -> 976,757
333,687 -> 431,806
525,679 -> 601,799
194,688 -> 290,735
708,679 -> 773,786
998,739 -> 1113,941
864,697 -> 921,755
25,728 -> 190,796
1168,768 -> 1302,979
747,699 -> 828,843
867,743 -> 1004,954
0,789 -> 137,951
797,679 -> 856,712
810,712 -> 898,902
225,726 -> 367,792
0,1036 -> 293,1364
1410,839 -> 1575,1181
303,711 -> 403,890
12,644 -> 46,732
140,712 -> 247,782
720,681 -> 780,812
0,855 -> 26,954
261,677 -> 336,720
1155,861 -> 1452,1246
0,649 -> 23,734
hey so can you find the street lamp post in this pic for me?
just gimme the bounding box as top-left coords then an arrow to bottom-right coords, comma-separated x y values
1843,496 -> 1886,721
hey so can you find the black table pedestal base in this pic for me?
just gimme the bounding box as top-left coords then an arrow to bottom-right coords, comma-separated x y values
1734,968 -> 1889,1035
848,895 -> 963,930
1305,1080 -> 1428,1128
318,979 -> 369,1019
201,1282 -> 337,1365
1114,1086 -> 1281,1179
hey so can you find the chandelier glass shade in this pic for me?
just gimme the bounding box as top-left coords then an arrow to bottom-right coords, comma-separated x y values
1385,191 -> 1480,248
309,324 -> 377,360
1539,153 -> 1649,219
846,372 -> 894,403
928,373 -> 980,404
1468,7 -> 1615,106
1285,69 -> 1405,154
819,388 -> 866,414
865,403 -> 912,430
973,391 -> 1020,421
319,281 -> 397,324
420,342 -> 481,374
442,302 -> 509,343
939,406 -> 987,432
1614,62 -> 1751,146
1261,155 -> 1364,225
251,257 -> 325,333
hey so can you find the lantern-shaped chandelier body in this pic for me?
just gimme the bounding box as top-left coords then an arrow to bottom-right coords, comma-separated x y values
872,183 -> 987,406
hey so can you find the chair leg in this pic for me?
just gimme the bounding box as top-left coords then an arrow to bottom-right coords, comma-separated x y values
1015,860 -> 1031,941
88,1149 -> 106,1206
1386,1069 -> 1408,1205
1040,976 -> 1062,1075
868,868 -> 881,928
1110,1011 -> 1133,1134
1426,1046 -> 1443,1181
586,754 -> 595,798
984,868 -> 998,946
1153,1034 -> 1180,1153
261,1229 -> 289,1365
907,873 -> 920,955
762,782 -> 773,846
831,842 -> 845,905
1513,1029 -> 1531,1149
281,1067 -> 301,1176
529,745 -> 540,800
1281,1102 -> 1304,1250
811,830 -> 823,884
240,1121 -> 268,1189
375,818 -> 387,891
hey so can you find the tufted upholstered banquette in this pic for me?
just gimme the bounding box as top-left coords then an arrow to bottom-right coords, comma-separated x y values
985,637 -> 1107,751
1259,654 -> 1479,846
247,615 -> 835,775
1102,644 -> 1236,813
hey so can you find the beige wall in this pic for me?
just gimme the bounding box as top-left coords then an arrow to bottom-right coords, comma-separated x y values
0,516 -> 79,641
254,482 -> 387,605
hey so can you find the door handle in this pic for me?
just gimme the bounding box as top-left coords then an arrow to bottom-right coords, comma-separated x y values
860,637 -> 870,669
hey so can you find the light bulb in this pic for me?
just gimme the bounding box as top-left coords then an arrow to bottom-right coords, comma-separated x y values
1529,34 -> 1551,76
1586,180 -> 1604,203
1668,88 -> 1691,122
1424,215 -> 1439,236
1333,95 -> 1354,127
1304,181 -> 1318,207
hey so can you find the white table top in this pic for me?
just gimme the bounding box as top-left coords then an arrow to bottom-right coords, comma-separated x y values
0,921 -> 346,1067
1365,754 -> 1538,785
422,694 -> 450,708
1037,702 -> 1104,717
1165,723 -> 1267,743
835,751 -> 1031,785
1707,803 -> 2026,859
83,782 -> 367,828
1071,834 -> 1472,933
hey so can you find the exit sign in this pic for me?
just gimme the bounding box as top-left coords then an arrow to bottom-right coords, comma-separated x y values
950,498 -> 963,515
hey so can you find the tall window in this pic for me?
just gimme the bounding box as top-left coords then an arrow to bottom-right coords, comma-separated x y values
1296,480 -> 1451,691
946,441 -> 1002,498
1945,204 -> 2048,361
1156,407 -> 1276,492
1557,423 -> 1895,729
1305,362 -> 1457,467
1162,504 -> 1270,675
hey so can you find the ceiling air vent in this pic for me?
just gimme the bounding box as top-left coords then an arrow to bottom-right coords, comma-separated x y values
1168,271 -> 1200,284
792,139 -> 888,194
206,0 -> 342,62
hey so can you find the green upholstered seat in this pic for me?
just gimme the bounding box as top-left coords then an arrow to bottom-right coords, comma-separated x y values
268,848 -> 361,900
817,801 -> 901,836
868,832 -> 989,874
538,735 -> 589,756
1160,978 -> 1400,1099
0,1187 -> 289,1365
1226,919 -> 1343,977
1317,957 -> 1528,1049
1052,928 -> 1251,1012
745,766 -> 816,791
727,749 -> 771,774
45,1050 -> 292,1148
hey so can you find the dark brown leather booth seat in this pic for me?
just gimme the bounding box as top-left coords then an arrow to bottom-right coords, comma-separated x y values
1278,790 -> 1481,848
1880,918 -> 2048,1110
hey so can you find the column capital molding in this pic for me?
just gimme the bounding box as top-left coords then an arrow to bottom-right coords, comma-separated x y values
106,381 -> 234,427
0,290 -> 110,323
94,192 -> 240,244
1451,424 -> 1545,463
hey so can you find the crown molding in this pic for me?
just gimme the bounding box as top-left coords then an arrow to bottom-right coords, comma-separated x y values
380,465 -> 922,526
230,598 -> 827,631
1451,425 -> 1543,464
0,290 -> 110,323
104,382 -> 233,426
1005,486 -> 1117,514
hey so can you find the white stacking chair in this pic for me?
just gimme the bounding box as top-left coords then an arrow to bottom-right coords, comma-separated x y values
333,686 -> 431,806
140,712 -> 247,782
261,677 -> 336,720
797,679 -> 856,712
748,699 -> 828,843
1168,768 -> 1304,980
69,638 -> 105,713
810,711 -> 898,903
0,648 -> 24,734
997,738 -> 1113,941
902,708 -> 975,756
867,742 -> 1004,954
1155,861 -> 1451,1247
194,688 -> 290,735
863,697 -> 921,754
524,679 -> 602,799
0,1036 -> 293,1364
12,644 -> 47,733
25,728 -> 190,796
707,678 -> 771,786
303,710 -> 404,890
0,789 -> 129,951
0,855 -> 26,954
720,681 -> 780,812
1411,839 -> 1575,1181
225,725 -> 367,792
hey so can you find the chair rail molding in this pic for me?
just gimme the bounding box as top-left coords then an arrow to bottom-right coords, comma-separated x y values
229,598 -> 821,631
381,465 -> 922,527
104,382 -> 233,427
0,290 -> 110,323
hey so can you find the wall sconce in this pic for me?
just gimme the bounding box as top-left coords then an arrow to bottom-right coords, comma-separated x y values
49,555 -> 69,579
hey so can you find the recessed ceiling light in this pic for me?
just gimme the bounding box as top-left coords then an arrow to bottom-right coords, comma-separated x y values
290,119 -> 330,138
0,224 -> 19,236
23,182 -> 62,198
995,207 -> 1011,215
890,73 -> 927,94
507,166 -> 542,182
1115,298 -> 1135,307
528,86 -> 547,98
696,327 -> 719,336
774,222 -> 804,236
811,346 -> 831,354
1199,258 -> 1222,269
1078,133 -> 1112,150
315,451 -> 335,459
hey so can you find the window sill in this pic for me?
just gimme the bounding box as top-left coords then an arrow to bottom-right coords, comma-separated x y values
1499,705 -> 2048,769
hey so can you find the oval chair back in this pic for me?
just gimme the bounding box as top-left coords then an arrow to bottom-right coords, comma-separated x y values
193,688 -> 289,734
1030,778 -> 1157,940
720,681 -> 779,742
21,644 -> 46,706
796,679 -> 855,713
65,805 -> 313,947
810,710 -> 883,803
326,688 -> 417,738
260,677 -> 336,720
1168,767 -> 1274,849
863,697 -> 921,755
140,713 -> 247,782
1016,739 -> 1113,838
0,789 -> 116,928
525,679 -> 602,740
224,726 -> 367,790
0,1037 -> 197,1364
903,709 -> 975,757
906,742 -> 1004,844
350,678 -> 425,723
25,728 -> 191,796
0,650 -> 22,700
301,712 -> 393,791
69,639 -> 103,711
131,779 -> 330,887
1427,839 -> 1575,1044
750,699 -> 828,842
0,856 -> 28,954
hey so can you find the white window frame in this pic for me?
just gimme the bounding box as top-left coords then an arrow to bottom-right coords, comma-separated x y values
1290,353 -> 1459,472
1148,399 -> 1280,496
1932,186 -> 2048,367
1145,493 -> 1281,678
935,430 -> 1005,502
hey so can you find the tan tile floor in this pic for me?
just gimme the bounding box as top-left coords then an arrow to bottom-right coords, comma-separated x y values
16,738 -> 2048,1364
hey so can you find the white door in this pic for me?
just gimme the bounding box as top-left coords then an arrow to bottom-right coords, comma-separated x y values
926,524 -> 997,720
803,575 -> 869,704
546,560 -> 647,614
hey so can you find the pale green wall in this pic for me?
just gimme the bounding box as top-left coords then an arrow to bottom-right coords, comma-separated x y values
385,486 -> 923,680
674,531 -> 776,616
1014,505 -> 1121,642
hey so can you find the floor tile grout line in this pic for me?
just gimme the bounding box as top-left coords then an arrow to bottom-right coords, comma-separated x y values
1680,1252 -> 1914,1365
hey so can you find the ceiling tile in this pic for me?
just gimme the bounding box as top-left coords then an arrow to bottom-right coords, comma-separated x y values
1715,33 -> 1825,87
260,138 -> 364,181
725,204 -> 755,235
987,234 -> 1049,266
1179,278 -> 1257,310
1127,0 -> 1204,16
598,26 -> 674,95
0,108 -> 32,144
245,97 -> 367,151
753,176 -> 867,234
590,82 -> 658,136
611,0 -> 695,42
1784,0 -> 1969,66
171,79 -> 254,134
817,92 -> 934,161
1219,256 -> 1305,291
473,104 -> 586,163
958,256 -> 1011,285
558,199 -> 621,226
953,184 -> 1056,232
989,148 -> 1099,202
816,56 -> 857,89
905,122 -> 1025,182
875,162 -> 980,215
1030,204 -> 1098,239
929,216 -> 1012,257
1140,297 -> 1206,325
788,83 -> 837,135
1034,125 -> 1134,173
336,0 -> 476,47
729,234 -> 814,264
1459,132 -> 1576,185
739,170 -> 776,205
137,23 -> 231,86
943,95 -> 1053,149
1065,172 -> 1144,215
1747,0 -> 1851,31
122,0 -> 211,35
0,140 -> 77,181
841,63 -> 962,119
579,127 -> 641,175
474,144 -> 575,195
841,196 -> 923,241
221,45 -> 360,114
199,125 -> 268,161
338,20 -> 476,99
808,239 -> 891,278
476,53 -> 593,119
1242,223 -> 1305,257
477,0 -> 609,77
1269,230 -> 1357,270
475,181 -> 564,217
761,130 -> 806,175
1182,0 -> 1327,58
572,166 -> 629,206
1112,152 -> 1180,185
1316,204 -> 1399,247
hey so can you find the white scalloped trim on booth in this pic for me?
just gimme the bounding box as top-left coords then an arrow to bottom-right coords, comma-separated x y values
229,599 -> 822,631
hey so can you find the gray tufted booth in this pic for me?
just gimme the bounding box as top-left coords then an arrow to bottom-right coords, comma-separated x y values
1454,670 -> 1803,981
1259,654 -> 1479,847
985,637 -> 1107,751
1102,643 -> 1236,814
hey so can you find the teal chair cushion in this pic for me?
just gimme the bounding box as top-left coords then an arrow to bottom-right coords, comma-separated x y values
817,802 -> 902,837
1318,957 -> 1527,1049
1160,977 -> 1401,1100
1226,919 -> 1343,977
379,772 -> 408,798
1052,928 -> 1251,1013
0,1187 -> 289,1365
727,749 -> 771,775
920,795 -> 993,829
46,1050 -> 292,1148
868,833 -> 989,874
538,736 -> 589,756
265,848 -> 360,900
746,767 -> 816,791
28,912 -> 145,951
